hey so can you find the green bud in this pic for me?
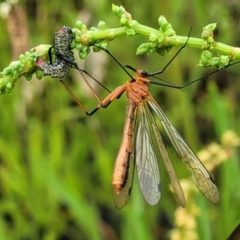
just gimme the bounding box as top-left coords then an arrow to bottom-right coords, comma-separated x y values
93,40 -> 109,52
19,54 -> 25,61
75,21 -> 83,30
199,50 -> 212,67
204,23 -> 217,32
126,28 -> 135,36
208,57 -> 219,67
201,30 -> 209,39
201,29 -> 213,40
137,42 -> 159,55
217,55 -> 230,69
23,73 -> 33,81
202,41 -> 210,50
98,21 -> 107,30
75,35 -> 81,43
2,66 -> 12,75
90,27 -> 98,31
35,68 -> 43,79
79,46 -> 90,59
99,40 -> 109,49
9,61 -> 18,68
208,56 -> 228,68
112,4 -> 119,15
201,23 -> 217,46
75,43 -> 83,51
29,54 -> 36,62
165,46 -> 173,53
75,21 -> 87,31
158,15 -> 168,28
25,51 -> 30,56
120,16 -> 128,26
149,33 -> 158,42
6,81 -> 14,92
22,59 -> 28,65
161,22 -> 170,32
156,47 -> 167,56
12,70 -> 19,80
207,37 -> 214,43
147,48 -> 157,55
18,65 -> 23,72
112,4 -> 125,19
83,45 -> 90,52
70,41 -> 76,49
0,77 -> 7,92
165,28 -> 176,36
137,43 -> 151,55
92,46 -> 101,52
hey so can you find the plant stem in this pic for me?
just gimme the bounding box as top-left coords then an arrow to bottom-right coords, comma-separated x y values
1,4 -> 240,94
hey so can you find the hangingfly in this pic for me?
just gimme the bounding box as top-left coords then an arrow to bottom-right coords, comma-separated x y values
91,66 -> 219,209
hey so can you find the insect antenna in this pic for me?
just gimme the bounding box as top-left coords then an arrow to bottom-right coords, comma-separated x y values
93,46 -> 134,80
96,28 -> 193,87
140,26 -> 240,89
145,27 -> 193,77
57,55 -> 111,93
146,58 -> 240,89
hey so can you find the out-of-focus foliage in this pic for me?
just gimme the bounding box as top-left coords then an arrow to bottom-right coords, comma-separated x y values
0,0 -> 240,239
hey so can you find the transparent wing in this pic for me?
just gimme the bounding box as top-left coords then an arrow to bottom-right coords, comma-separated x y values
135,103 -> 161,206
147,96 -> 220,204
113,153 -> 135,209
144,101 -> 186,207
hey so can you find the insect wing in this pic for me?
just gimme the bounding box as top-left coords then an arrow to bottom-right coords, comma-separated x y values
144,101 -> 186,207
135,103 -> 161,206
147,96 -> 220,204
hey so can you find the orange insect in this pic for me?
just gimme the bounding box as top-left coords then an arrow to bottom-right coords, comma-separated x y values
85,64 -> 220,208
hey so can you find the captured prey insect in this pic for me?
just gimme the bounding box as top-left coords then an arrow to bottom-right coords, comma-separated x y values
35,26 -> 74,79
34,26 -> 111,107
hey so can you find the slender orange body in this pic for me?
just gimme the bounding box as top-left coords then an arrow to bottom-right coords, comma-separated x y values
112,102 -> 136,192
112,72 -> 150,192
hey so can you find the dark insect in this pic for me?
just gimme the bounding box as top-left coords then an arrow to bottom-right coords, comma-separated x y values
34,26 -> 111,111
35,26 -> 74,79
54,26 -> 73,58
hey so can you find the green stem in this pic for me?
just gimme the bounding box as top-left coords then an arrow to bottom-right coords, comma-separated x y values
84,27 -> 127,42
1,4 -> 240,95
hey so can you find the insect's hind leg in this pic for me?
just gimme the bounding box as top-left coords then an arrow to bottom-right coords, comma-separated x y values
60,80 -> 126,116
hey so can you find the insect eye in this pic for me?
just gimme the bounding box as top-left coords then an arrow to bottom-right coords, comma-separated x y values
65,26 -> 72,34
140,70 -> 148,77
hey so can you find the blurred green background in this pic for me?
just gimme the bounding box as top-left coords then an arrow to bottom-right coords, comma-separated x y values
1,0 -> 240,239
